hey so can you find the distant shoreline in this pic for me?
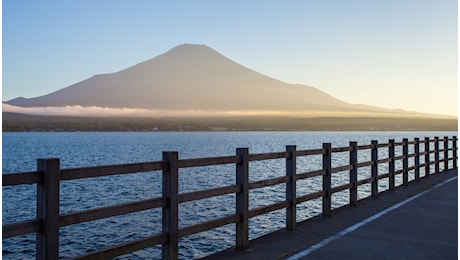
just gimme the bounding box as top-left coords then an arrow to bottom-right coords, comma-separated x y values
3,112 -> 457,132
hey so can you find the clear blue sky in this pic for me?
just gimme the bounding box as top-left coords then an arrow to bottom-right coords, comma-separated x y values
2,0 -> 458,116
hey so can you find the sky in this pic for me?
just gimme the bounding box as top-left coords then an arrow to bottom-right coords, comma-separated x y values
2,0 -> 458,116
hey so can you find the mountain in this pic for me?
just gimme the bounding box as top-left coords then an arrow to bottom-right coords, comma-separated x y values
4,44 -> 447,118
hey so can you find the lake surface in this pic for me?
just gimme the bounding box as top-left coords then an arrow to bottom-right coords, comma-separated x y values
2,131 -> 456,259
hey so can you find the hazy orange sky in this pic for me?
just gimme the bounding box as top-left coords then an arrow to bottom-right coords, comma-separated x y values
2,0 -> 458,116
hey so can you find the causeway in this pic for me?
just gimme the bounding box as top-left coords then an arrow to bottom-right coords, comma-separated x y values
205,169 -> 458,260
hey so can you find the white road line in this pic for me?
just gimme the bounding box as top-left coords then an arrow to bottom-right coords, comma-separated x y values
286,176 -> 458,260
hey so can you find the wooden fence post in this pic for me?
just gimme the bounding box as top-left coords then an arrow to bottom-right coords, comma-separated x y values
402,138 -> 409,186
414,138 -> 420,180
236,148 -> 249,250
286,145 -> 297,231
371,140 -> 378,197
389,139 -> 395,191
453,136 -> 457,169
444,136 -> 449,171
434,137 -> 440,174
349,142 -> 358,206
162,151 -> 179,260
425,137 -> 430,177
322,143 -> 332,217
36,158 -> 60,260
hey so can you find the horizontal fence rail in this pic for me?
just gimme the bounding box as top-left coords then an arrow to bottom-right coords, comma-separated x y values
2,136 -> 458,260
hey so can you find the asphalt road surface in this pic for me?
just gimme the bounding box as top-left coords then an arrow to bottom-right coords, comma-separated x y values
205,169 -> 458,260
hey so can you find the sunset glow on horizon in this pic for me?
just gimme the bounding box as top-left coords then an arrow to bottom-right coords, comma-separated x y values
2,0 -> 458,116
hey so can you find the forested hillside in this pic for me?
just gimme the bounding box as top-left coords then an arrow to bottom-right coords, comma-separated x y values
3,113 -> 457,132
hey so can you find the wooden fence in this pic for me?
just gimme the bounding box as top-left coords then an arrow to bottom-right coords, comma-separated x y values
2,136 -> 458,259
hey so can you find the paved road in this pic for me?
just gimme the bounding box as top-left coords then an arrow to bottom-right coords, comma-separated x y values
204,169 -> 458,260
290,174 -> 458,259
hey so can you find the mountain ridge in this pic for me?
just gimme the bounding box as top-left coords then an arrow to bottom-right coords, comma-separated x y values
5,44 -> 453,118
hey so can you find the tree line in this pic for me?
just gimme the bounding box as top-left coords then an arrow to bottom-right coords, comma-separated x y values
3,113 -> 457,132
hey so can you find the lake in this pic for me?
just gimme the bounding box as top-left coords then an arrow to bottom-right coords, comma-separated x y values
2,131 -> 456,259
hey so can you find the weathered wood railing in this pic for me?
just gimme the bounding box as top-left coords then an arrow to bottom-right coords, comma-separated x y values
2,136 -> 458,259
